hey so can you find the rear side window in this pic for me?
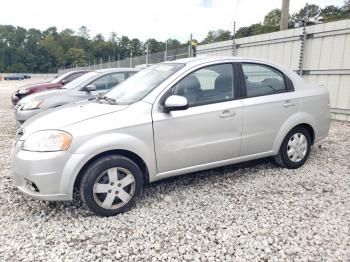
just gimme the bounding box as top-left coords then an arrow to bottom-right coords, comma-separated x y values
242,64 -> 286,97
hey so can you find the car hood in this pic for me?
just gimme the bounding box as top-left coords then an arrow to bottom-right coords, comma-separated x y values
17,82 -> 59,92
20,100 -> 128,139
18,89 -> 68,105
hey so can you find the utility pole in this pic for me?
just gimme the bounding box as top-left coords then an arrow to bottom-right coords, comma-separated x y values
280,0 -> 290,30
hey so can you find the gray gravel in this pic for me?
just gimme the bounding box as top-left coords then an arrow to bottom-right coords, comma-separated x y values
0,79 -> 350,261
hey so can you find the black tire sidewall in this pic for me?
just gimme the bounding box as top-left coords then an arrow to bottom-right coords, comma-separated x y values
279,127 -> 311,169
80,155 -> 144,217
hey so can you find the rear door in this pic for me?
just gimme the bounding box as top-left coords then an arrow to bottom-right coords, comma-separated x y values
239,63 -> 300,156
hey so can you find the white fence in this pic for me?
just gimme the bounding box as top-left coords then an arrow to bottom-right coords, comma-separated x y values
197,20 -> 350,121
59,20 -> 350,121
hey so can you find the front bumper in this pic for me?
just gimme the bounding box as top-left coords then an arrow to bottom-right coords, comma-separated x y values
11,140 -> 86,201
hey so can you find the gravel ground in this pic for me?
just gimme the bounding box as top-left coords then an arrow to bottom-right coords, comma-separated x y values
0,78 -> 349,261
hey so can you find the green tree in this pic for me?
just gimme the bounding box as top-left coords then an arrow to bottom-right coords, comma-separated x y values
166,39 -> 182,50
144,38 -> 164,53
78,26 -> 90,39
59,28 -> 75,51
129,38 -> 142,56
65,48 -> 86,66
201,29 -> 231,44
292,4 -> 322,26
321,5 -> 342,21
342,0 -> 350,15
263,9 -> 281,28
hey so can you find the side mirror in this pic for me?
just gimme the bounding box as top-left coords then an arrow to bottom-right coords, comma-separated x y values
61,79 -> 67,85
83,84 -> 97,92
164,95 -> 188,112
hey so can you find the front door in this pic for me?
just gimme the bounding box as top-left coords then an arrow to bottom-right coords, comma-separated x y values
152,63 -> 243,173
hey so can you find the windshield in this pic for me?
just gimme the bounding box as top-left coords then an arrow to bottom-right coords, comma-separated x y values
61,72 -> 99,89
51,71 -> 74,84
105,63 -> 184,104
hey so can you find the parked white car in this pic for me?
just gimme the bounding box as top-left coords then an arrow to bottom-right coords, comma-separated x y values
11,57 -> 331,216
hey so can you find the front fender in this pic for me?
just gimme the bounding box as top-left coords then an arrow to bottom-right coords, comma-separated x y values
61,132 -> 157,197
272,112 -> 316,154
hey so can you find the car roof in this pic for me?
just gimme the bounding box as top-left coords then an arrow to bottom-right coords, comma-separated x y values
163,56 -> 281,67
96,68 -> 140,74
66,70 -> 91,74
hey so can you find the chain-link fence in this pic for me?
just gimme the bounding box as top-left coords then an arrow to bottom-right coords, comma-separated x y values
58,47 -> 189,74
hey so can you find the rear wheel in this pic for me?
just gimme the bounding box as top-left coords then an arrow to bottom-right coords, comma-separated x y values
80,155 -> 143,216
274,126 -> 311,169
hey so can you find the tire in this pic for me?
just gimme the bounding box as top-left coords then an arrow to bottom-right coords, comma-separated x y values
80,155 -> 144,216
274,126 -> 311,169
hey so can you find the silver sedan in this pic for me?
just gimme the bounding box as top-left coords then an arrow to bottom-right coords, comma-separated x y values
11,57 -> 331,216
14,68 -> 139,126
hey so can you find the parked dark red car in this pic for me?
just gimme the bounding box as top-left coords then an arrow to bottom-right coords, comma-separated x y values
11,70 -> 90,105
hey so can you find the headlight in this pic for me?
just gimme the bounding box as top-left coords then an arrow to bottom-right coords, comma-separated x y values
18,89 -> 29,95
23,130 -> 72,152
21,100 -> 42,110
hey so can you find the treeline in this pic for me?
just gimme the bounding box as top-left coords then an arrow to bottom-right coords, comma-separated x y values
202,2 -> 350,42
0,2 -> 349,73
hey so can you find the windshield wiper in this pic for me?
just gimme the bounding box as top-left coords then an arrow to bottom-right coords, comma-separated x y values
96,93 -> 118,104
103,95 -> 117,104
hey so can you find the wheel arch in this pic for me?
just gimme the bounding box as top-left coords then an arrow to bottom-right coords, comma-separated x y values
273,112 -> 316,154
73,149 -> 150,191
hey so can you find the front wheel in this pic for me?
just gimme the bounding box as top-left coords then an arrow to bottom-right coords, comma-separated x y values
80,155 -> 144,216
274,126 -> 311,169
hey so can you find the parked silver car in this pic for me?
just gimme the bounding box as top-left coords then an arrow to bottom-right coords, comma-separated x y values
11,57 -> 330,216
14,68 -> 139,125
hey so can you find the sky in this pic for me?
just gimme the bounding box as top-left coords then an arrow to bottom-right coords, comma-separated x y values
0,0 -> 345,42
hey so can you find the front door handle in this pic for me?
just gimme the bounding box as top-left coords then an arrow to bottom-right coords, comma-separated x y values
220,110 -> 236,118
283,100 -> 295,108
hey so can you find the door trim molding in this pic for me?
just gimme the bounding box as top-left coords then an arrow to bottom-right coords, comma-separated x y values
151,150 -> 274,182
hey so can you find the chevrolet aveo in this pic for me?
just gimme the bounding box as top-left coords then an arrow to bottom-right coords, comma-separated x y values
11,57 -> 331,216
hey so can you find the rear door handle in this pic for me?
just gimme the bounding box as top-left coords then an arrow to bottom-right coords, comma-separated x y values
283,100 -> 295,108
220,110 -> 236,118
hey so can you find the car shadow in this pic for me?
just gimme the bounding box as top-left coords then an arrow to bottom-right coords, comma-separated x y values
38,157 -> 278,218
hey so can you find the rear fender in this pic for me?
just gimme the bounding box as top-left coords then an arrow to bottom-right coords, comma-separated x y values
272,112 -> 316,154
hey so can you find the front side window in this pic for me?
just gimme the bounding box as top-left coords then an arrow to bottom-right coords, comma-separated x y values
90,75 -> 111,90
107,73 -> 126,89
171,64 -> 234,107
242,63 -> 286,97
